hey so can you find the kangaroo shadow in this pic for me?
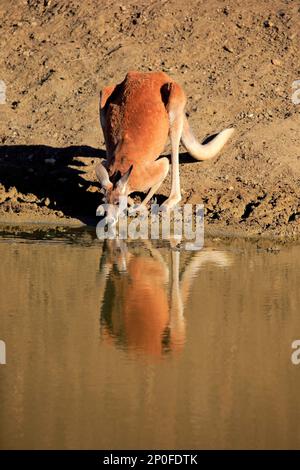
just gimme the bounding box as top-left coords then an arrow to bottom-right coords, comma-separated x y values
0,141 -> 207,223
0,145 -> 106,224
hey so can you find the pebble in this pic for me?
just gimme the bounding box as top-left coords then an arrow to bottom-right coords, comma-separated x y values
45,157 -> 56,164
271,58 -> 281,66
263,20 -> 274,27
223,45 -> 234,53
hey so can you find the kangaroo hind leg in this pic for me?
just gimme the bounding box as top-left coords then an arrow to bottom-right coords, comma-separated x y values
160,82 -> 187,212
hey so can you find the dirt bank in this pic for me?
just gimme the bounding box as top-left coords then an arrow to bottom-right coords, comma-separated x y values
0,0 -> 299,239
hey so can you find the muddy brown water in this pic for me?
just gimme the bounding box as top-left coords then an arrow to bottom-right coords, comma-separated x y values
0,230 -> 300,450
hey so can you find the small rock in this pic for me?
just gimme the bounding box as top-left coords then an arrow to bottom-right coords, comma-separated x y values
88,185 -> 99,193
271,58 -> 281,66
72,123 -> 81,131
223,45 -> 234,53
44,197 -> 51,206
11,101 -> 19,109
45,157 -> 56,164
263,19 -> 274,27
277,10 -> 285,18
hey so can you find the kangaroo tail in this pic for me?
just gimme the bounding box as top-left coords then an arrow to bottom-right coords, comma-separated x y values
181,115 -> 234,161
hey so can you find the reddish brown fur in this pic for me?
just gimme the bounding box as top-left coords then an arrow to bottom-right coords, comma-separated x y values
99,242 -> 184,357
100,71 -> 181,192
97,70 -> 234,212
98,241 -> 231,358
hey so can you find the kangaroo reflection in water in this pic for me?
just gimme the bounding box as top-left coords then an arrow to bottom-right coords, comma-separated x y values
98,240 -> 231,357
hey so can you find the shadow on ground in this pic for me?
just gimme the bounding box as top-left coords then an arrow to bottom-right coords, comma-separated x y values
0,145 -> 200,222
0,145 -> 107,222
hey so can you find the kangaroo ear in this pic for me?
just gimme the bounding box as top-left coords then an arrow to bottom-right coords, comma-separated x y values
95,162 -> 112,190
116,165 -> 133,193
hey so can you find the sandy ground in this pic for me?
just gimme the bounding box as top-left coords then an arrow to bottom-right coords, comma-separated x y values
0,0 -> 299,239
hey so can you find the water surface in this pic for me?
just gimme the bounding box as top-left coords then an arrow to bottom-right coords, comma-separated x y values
0,232 -> 300,449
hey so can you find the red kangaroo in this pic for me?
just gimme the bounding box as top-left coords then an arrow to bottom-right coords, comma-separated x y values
96,71 -> 234,223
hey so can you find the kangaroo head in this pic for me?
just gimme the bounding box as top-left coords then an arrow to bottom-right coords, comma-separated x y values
95,162 -> 133,225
